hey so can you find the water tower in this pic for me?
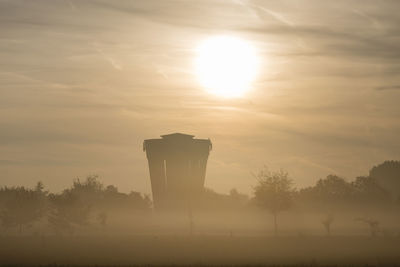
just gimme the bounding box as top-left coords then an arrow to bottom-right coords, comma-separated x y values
143,133 -> 212,210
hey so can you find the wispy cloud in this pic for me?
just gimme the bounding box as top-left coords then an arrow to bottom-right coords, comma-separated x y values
92,42 -> 122,70
375,85 -> 400,91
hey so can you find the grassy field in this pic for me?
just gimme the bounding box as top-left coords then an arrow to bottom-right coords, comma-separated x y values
0,235 -> 399,266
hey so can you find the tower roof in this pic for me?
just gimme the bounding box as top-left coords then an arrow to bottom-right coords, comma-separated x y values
160,133 -> 195,139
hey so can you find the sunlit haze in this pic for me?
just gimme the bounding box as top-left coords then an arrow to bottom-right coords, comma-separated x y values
195,36 -> 259,98
1,1 -> 400,266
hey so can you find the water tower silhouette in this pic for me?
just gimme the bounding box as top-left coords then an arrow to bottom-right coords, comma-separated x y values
143,133 -> 212,210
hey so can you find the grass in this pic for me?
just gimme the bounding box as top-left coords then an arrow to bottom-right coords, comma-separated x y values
0,235 -> 399,266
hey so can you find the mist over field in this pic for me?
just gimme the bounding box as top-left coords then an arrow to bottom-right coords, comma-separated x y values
1,0 -> 400,266
1,161 -> 400,266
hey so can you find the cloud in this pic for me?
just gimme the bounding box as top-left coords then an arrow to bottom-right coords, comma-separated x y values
0,159 -> 22,166
375,85 -> 400,91
92,42 -> 123,70
242,24 -> 400,60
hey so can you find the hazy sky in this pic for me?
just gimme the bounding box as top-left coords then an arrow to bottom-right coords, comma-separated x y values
1,0 -> 399,195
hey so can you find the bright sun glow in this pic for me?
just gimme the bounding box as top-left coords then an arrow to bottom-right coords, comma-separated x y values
195,36 -> 259,98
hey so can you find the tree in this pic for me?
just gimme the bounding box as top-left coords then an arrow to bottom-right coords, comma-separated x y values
351,176 -> 389,205
97,211 -> 108,227
369,160 -> 400,201
70,175 -> 104,206
229,188 -> 249,205
46,175 -> 101,235
314,175 -> 354,200
297,175 -> 356,211
0,182 -> 47,233
355,217 -> 380,237
126,191 -> 152,210
321,214 -> 334,236
253,167 -> 294,235
48,190 -> 91,235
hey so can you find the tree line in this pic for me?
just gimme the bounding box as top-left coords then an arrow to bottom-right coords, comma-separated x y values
253,160 -> 400,235
0,160 -> 399,235
0,175 -> 151,235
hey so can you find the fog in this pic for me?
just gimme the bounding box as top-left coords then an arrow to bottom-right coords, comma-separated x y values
1,161 -> 399,266
2,1 -> 400,266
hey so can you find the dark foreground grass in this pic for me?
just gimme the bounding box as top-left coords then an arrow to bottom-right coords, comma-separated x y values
1,265 -> 400,267
0,235 -> 399,266
1,266 -> 397,267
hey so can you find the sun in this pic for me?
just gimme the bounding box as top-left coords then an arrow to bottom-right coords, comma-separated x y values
195,36 -> 259,98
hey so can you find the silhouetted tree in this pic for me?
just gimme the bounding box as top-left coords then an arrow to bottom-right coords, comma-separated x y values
297,175 -> 356,211
229,188 -> 249,205
195,188 -> 249,211
48,190 -> 91,235
370,160 -> 400,201
0,182 -> 47,233
253,168 -> 294,235
46,175 -> 152,235
46,175 -> 104,235
314,175 -> 354,200
126,191 -> 152,210
321,214 -> 334,236
69,175 -> 104,206
297,173 -> 393,212
351,176 -> 389,205
355,217 -> 380,237
97,211 -> 107,227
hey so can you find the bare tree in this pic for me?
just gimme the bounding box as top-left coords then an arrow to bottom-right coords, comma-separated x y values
355,217 -> 380,237
253,167 -> 294,235
97,211 -> 108,227
321,214 -> 334,236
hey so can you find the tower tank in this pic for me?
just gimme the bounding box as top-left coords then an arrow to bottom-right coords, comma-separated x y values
143,133 -> 212,210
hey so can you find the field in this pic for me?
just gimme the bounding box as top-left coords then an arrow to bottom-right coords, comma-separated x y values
0,235 -> 399,266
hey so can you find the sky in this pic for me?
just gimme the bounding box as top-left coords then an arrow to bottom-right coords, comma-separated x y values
0,0 -> 399,195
